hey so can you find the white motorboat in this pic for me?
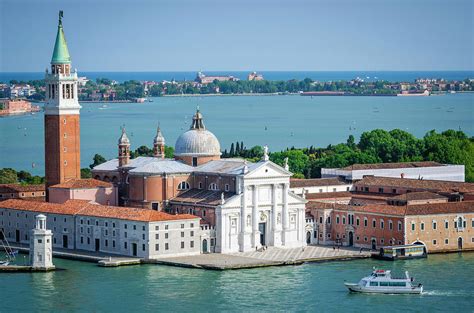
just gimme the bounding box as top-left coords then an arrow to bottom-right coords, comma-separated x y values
344,268 -> 423,294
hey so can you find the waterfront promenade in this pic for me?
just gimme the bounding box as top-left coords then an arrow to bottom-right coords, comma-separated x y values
154,246 -> 370,270
7,243 -> 369,270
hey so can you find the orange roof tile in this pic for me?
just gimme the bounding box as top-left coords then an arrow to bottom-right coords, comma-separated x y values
49,178 -> 113,189
0,184 -> 45,193
0,199 -> 198,222
355,176 -> 474,193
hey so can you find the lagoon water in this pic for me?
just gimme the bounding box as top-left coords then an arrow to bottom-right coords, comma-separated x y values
0,93 -> 473,175
1,253 -> 473,312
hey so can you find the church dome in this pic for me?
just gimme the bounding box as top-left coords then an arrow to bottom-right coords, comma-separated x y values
174,109 -> 221,157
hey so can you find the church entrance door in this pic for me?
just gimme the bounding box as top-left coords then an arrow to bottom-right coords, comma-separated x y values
259,223 -> 266,246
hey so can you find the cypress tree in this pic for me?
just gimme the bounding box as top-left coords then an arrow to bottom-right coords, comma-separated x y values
236,142 -> 240,155
229,143 -> 235,157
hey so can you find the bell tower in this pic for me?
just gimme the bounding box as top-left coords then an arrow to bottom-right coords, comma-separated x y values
44,11 -> 81,197
153,125 -> 165,159
118,127 -> 131,167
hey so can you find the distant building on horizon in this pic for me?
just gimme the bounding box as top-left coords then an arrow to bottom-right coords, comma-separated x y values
195,71 -> 239,85
247,71 -> 264,81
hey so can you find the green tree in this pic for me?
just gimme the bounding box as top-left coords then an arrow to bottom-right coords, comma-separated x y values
0,168 -> 17,183
81,168 -> 92,178
89,154 -> 107,169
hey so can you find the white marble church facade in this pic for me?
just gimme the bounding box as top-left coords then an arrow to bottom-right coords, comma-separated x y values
216,160 -> 307,253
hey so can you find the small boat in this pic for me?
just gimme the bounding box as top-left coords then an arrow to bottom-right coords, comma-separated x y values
373,244 -> 427,261
0,260 -> 10,266
344,268 -> 423,294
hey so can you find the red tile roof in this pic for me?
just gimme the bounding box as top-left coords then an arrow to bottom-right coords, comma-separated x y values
0,199 -> 198,222
307,200 -> 474,216
306,192 -> 352,200
354,176 -> 474,193
290,177 -> 348,188
341,161 -> 442,170
0,184 -> 45,193
389,191 -> 447,201
49,178 -> 113,189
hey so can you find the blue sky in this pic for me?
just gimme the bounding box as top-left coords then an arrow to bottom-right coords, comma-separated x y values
1,0 -> 473,72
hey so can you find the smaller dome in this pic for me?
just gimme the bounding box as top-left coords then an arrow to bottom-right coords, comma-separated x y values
118,127 -> 130,145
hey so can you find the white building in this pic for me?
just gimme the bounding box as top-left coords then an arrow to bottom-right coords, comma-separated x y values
322,162 -> 465,182
0,199 -> 200,259
29,214 -> 54,270
215,158 -> 307,253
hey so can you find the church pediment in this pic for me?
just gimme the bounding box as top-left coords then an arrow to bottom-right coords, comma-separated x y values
244,161 -> 292,179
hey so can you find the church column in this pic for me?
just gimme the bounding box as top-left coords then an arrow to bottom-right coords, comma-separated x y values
282,183 -> 289,245
252,185 -> 259,248
239,184 -> 246,251
271,184 -> 278,245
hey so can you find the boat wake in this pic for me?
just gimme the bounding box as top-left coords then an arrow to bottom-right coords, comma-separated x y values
422,290 -> 470,297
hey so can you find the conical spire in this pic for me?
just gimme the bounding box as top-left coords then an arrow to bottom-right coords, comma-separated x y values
190,106 -> 205,130
118,127 -> 130,145
153,126 -> 165,144
51,11 -> 71,64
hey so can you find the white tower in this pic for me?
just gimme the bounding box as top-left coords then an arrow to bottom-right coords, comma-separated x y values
29,214 -> 55,270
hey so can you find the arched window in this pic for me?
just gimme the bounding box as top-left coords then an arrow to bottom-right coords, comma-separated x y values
209,183 -> 218,191
458,216 -> 463,229
178,181 -> 190,190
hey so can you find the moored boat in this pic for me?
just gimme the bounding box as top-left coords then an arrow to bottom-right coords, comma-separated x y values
372,244 -> 427,261
344,268 -> 423,294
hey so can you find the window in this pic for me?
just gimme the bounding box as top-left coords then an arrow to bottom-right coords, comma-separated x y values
181,232 -> 184,238
152,203 -> 159,210
165,225 -> 168,230
327,233 -> 331,238
155,226 -> 159,231
372,219 -> 376,228
199,182 -> 203,189
165,233 -> 168,239
411,223 -> 415,231
190,231 -> 194,237
445,221 -> 449,229
433,239 -> 437,245
190,241 -> 194,248
202,210 -> 206,217
124,242 -> 128,249
370,282 -> 378,287
333,188 -> 336,192
472,219 -> 474,227
209,183 -> 218,191
364,218 -> 368,227
87,237 -> 90,244
445,239 -> 449,244
192,157 -> 198,167
378,188 -> 384,193
142,226 -> 145,231
356,218 -> 360,226
124,224 -> 128,229
80,237 -> 84,244
336,216 -> 340,224
142,244 -> 146,251
113,240 -> 116,248
142,234 -> 145,240
225,184 -> 229,191
392,189 -> 396,194
433,221 -> 437,230
155,244 -> 159,251
181,242 -> 185,249
364,237 -> 368,242
181,224 -> 185,229
380,220 -> 384,229
124,232 -> 127,238
320,217 -> 323,224
398,222 -> 402,231
327,216 -> 331,224
105,240 -> 108,247
421,223 -> 425,231
346,187 -> 350,191
133,225 -> 136,230
389,220 -> 393,230
38,239 -> 42,243
178,181 -> 190,190
342,216 -> 346,225
155,234 -> 159,240
165,243 -> 169,250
